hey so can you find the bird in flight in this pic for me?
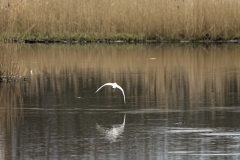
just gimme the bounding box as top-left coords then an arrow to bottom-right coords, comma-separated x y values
95,83 -> 126,103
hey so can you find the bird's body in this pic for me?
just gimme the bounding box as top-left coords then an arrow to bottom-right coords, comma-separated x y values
95,83 -> 126,103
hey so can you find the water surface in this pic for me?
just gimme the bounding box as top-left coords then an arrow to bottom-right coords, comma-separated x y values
1,43 -> 240,159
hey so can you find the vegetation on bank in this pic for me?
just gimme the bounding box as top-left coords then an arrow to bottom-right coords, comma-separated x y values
0,0 -> 240,42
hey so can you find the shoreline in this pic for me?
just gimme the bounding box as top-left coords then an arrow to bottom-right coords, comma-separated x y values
3,38 -> 240,44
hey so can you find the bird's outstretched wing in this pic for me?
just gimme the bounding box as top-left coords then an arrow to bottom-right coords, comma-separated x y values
116,85 -> 126,103
95,83 -> 113,93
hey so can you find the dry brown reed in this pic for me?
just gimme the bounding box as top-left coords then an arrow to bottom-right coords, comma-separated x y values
0,0 -> 240,40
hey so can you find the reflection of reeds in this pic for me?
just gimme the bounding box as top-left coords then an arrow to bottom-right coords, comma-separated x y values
12,43 -> 240,109
0,0 -> 240,40
0,44 -> 33,82
0,44 -> 24,82
0,83 -> 23,132
0,83 -> 23,159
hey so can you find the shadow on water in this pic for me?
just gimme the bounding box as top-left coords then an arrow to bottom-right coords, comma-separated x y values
1,43 -> 240,159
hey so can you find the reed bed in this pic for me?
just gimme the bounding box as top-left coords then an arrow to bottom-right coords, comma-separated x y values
0,0 -> 240,41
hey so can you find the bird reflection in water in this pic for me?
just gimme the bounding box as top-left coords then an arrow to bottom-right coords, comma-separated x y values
96,114 -> 126,143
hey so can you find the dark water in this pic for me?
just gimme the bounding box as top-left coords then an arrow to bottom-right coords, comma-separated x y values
1,44 -> 240,159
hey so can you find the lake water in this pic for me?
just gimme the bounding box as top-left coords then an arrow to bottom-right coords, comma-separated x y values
1,43 -> 240,159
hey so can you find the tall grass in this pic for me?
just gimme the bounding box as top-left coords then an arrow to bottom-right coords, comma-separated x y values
1,0 -> 240,40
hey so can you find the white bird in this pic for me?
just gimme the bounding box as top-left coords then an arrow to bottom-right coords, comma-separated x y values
95,82 -> 126,103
